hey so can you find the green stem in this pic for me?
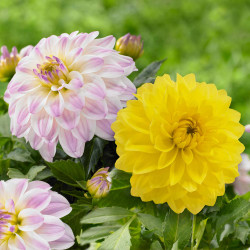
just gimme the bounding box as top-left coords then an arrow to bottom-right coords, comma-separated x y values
191,214 -> 196,249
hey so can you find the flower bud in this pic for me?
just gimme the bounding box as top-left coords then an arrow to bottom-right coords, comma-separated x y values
0,45 -> 33,82
115,33 -> 144,60
86,167 -> 112,199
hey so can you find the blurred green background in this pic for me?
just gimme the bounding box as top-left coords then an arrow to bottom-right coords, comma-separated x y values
1,0 -> 250,149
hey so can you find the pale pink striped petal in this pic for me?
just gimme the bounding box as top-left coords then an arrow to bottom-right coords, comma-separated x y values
49,224 -> 74,250
17,188 -> 51,212
95,119 -> 115,141
98,65 -> 124,78
82,98 -> 108,120
39,141 -> 57,162
28,87 -> 49,114
59,129 -> 85,158
5,179 -> 28,203
42,191 -> 72,218
106,97 -> 122,119
56,109 -> 80,130
63,91 -> 85,111
26,181 -> 51,192
91,35 -> 115,49
72,115 -> 96,141
21,231 -> 50,250
18,208 -> 44,231
27,130 -> 44,150
8,234 -> 26,250
80,57 -> 104,74
35,215 -> 65,242
45,92 -> 64,117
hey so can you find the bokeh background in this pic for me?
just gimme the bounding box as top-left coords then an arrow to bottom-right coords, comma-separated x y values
1,0 -> 250,149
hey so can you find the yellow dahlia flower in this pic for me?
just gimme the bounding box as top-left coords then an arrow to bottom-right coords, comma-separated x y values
112,74 -> 245,214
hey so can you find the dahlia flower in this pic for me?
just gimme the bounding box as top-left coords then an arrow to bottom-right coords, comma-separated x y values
0,178 -> 74,249
233,153 -> 250,195
115,33 -> 144,60
86,167 -> 111,199
4,31 -> 136,162
112,74 -> 245,214
0,45 -> 33,82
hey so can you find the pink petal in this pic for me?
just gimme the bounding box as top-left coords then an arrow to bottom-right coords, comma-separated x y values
63,91 -> 85,111
5,179 -> 28,204
42,191 -> 72,218
10,120 -> 30,138
31,109 -> 54,138
82,98 -> 108,120
83,82 -> 106,100
19,45 -> 33,57
97,65 -> 124,78
39,141 -> 57,162
20,231 -> 50,250
49,224 -> 75,250
72,115 -> 96,142
59,129 -> 85,158
17,188 -> 51,212
80,57 -> 104,74
18,208 -> 44,231
27,130 -> 43,150
105,97 -> 122,119
45,92 -> 64,117
8,234 -> 26,250
35,215 -> 65,242
28,87 -> 49,114
26,181 -> 51,192
14,101 -> 30,126
56,109 -> 80,130
95,119 -> 115,141
91,35 -> 115,49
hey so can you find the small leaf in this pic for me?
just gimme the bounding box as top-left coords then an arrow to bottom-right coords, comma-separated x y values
216,198 -> 250,240
8,165 -> 46,180
193,218 -> 208,250
138,213 -> 163,237
163,210 -> 192,249
150,241 -> 163,250
81,207 -> 134,224
81,137 -> 107,175
99,217 -> 134,250
6,148 -> 34,163
133,59 -> 166,87
47,160 -> 85,187
235,222 -> 250,244
77,225 -> 120,246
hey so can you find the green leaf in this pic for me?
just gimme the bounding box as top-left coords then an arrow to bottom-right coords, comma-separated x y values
138,213 -> 163,237
216,198 -> 250,240
47,160 -> 85,187
133,59 -> 166,87
77,225 -> 120,246
0,82 -> 8,97
150,241 -> 163,250
6,148 -> 34,163
99,217 -> 134,250
0,113 -> 11,137
193,219 -> 208,250
81,137 -> 107,175
81,207 -> 134,224
235,222 -> 250,244
63,202 -> 92,235
163,210 -> 192,249
0,159 -> 10,180
7,165 -> 46,180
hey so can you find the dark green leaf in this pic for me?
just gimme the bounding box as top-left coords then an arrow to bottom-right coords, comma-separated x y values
0,159 -> 10,180
150,241 -> 163,250
138,213 -> 163,237
47,160 -> 85,187
77,225 -> 120,246
235,222 -> 250,244
133,59 -> 166,87
81,207 -> 134,224
6,148 -> 34,163
81,137 -> 107,175
163,210 -> 192,249
193,218 -> 208,250
0,82 -> 8,97
99,217 -> 134,250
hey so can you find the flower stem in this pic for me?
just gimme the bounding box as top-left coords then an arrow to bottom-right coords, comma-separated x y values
191,214 -> 196,249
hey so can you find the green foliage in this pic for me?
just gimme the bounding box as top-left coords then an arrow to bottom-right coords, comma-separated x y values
163,210 -> 192,249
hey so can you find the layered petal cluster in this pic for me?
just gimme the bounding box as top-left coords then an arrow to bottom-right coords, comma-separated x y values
112,74 -> 245,214
0,179 -> 74,249
0,45 -> 33,82
4,31 -> 136,161
233,153 -> 250,195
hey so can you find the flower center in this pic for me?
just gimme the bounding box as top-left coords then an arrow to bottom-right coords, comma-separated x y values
33,56 -> 69,90
0,200 -> 18,241
172,118 -> 202,149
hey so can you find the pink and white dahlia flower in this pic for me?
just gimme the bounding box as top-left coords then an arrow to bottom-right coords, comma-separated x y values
0,179 -> 74,249
4,31 -> 137,161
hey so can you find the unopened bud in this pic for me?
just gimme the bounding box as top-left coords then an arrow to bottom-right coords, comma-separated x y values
115,33 -> 144,60
86,167 -> 111,199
